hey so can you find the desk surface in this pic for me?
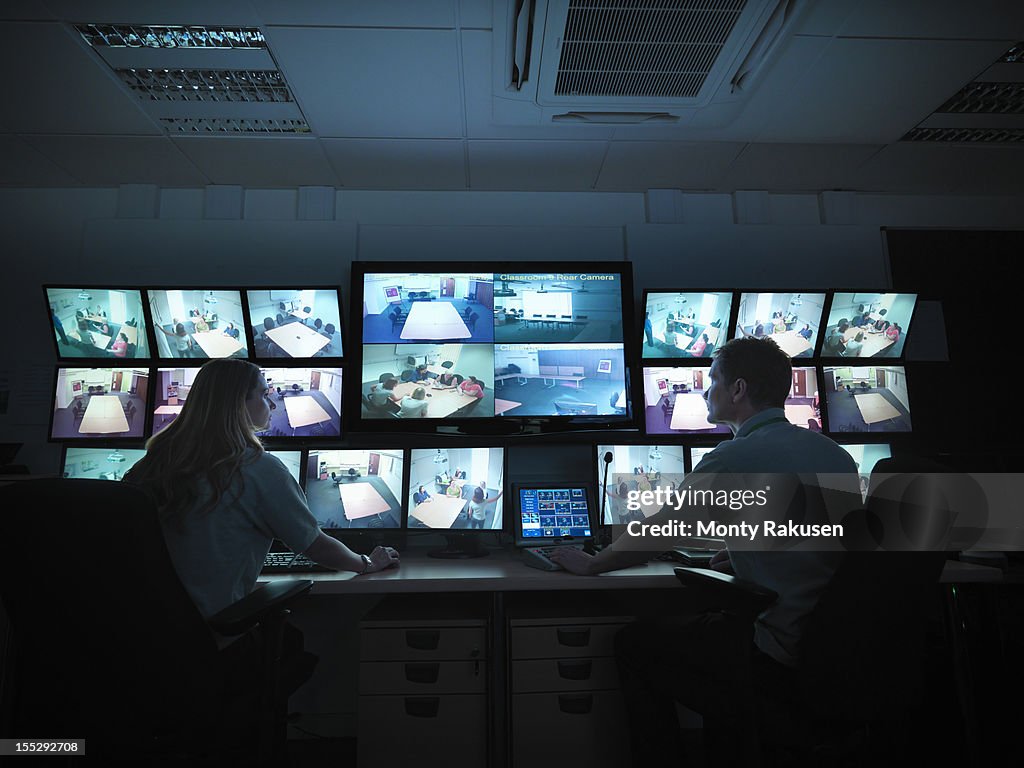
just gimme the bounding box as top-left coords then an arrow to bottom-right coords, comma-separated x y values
265,322 -> 330,358
284,395 -> 332,429
192,330 -> 244,358
260,549 -> 1006,593
401,301 -> 471,340
80,395 -> 129,434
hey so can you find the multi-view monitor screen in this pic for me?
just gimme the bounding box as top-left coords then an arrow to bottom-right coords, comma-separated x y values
822,293 -> 917,359
518,486 -> 593,540
823,366 -> 912,433
62,447 -> 146,480
50,367 -> 149,440
46,287 -> 149,360
596,444 -> 686,524
359,268 -> 629,421
406,447 -> 504,530
734,292 -> 826,358
246,288 -> 343,359
642,292 -> 732,358
305,449 -> 404,530
148,289 -> 249,360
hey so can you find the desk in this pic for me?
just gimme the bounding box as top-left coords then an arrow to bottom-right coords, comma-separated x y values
408,496 -> 467,529
494,399 -> 522,416
290,308 -> 312,321
339,482 -> 392,521
401,302 -> 471,340
669,393 -> 716,431
284,395 -> 332,430
393,380 -> 478,418
841,326 -> 894,357
115,325 -> 138,345
854,393 -> 901,425
784,404 -> 816,427
79,395 -> 129,434
191,330 -> 244,358
264,322 -> 330,358
153,405 -> 184,415
765,329 -> 812,357
69,329 -> 111,350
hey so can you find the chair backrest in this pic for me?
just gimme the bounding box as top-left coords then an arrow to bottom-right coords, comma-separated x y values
303,306 -> 311,313
314,318 -> 323,330
264,317 -> 275,331
324,323 -> 335,336
379,372 -> 395,383
0,480 -> 222,743
276,313 -> 285,325
441,360 -> 454,369
400,369 -> 415,382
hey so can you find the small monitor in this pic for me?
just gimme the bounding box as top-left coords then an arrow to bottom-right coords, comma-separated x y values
246,288 -> 343,360
45,286 -> 150,361
735,292 -> 826,358
641,366 -> 729,435
595,444 -> 686,525
260,367 -> 342,438
407,447 -> 505,531
838,443 -> 893,500
822,292 -> 917,359
823,366 -> 912,433
689,445 -> 720,471
642,291 -> 733,359
305,449 -> 405,530
50,367 -> 149,441
61,446 -> 146,481
784,367 -> 824,432
513,482 -> 595,546
148,289 -> 249,359
267,449 -> 303,486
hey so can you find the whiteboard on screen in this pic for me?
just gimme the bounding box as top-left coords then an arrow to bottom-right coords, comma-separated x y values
523,292 -> 572,317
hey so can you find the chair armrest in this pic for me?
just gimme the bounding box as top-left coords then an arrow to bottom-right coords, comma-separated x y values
208,579 -> 314,636
673,567 -> 778,617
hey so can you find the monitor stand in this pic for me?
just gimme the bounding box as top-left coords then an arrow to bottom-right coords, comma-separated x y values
428,533 -> 488,559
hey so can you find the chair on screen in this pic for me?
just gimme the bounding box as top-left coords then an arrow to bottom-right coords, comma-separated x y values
441,361 -> 454,369
321,324 -> 337,354
276,313 -> 285,327
314,318 -> 323,333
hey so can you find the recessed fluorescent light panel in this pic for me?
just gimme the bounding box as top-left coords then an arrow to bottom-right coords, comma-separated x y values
76,25 -> 266,49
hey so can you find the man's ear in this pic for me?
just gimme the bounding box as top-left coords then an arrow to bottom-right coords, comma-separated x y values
731,377 -> 747,402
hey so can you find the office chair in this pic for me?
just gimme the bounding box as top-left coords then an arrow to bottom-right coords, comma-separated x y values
276,313 -> 285,326
263,317 -> 275,336
467,312 -> 479,332
314,318 -> 323,333
441,360 -> 454,369
0,479 -> 314,765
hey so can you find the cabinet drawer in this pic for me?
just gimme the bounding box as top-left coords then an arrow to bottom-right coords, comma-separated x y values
511,658 -> 620,693
510,623 -> 626,659
511,691 -> 630,768
358,694 -> 487,768
361,627 -> 486,661
360,660 -> 487,695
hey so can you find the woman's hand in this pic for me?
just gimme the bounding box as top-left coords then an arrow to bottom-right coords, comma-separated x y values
365,546 -> 401,573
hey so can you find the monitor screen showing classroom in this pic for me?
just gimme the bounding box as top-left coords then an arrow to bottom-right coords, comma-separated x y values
356,264 -> 632,429
406,447 -> 504,531
148,289 -> 249,360
823,366 -> 912,433
246,288 -> 343,359
822,293 -> 917,359
641,367 -> 729,435
305,449 -> 404,530
51,367 -> 149,441
46,287 -> 150,360
261,367 -> 343,438
596,444 -> 686,525
62,447 -> 146,481
734,293 -> 826,358
643,292 -> 732,359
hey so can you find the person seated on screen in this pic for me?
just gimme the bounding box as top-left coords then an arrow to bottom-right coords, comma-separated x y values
398,387 -> 429,418
689,333 -> 710,357
446,479 -> 463,498
453,467 -> 467,480
751,319 -> 764,338
123,359 -> 400,624
368,378 -> 400,408
885,322 -> 901,343
459,376 -> 485,399
111,332 -> 130,358
189,307 -> 202,317
413,484 -> 432,505
194,315 -> 210,333
798,324 -> 813,341
824,319 -> 849,355
772,314 -> 787,334
222,322 -> 240,340
435,370 -> 459,389
466,486 -> 504,530
844,331 -> 865,357
662,324 -> 678,350
414,364 -> 431,382
98,321 -> 110,336
157,321 -> 193,358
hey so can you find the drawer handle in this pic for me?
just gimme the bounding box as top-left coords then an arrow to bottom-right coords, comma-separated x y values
558,693 -> 593,715
405,630 -> 440,651
557,659 -> 592,680
556,627 -> 591,647
405,663 -> 440,684
404,697 -> 440,718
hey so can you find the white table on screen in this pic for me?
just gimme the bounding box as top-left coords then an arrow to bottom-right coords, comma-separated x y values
290,308 -> 312,321
669,393 -> 716,431
766,330 -> 812,357
855,393 -> 902,425
79,395 -> 129,434
841,326 -> 894,357
400,302 -> 472,340
615,391 -> 626,409
264,323 -> 330,358
191,331 -> 244,358
494,399 -> 522,416
409,496 -> 468,529
154,405 -> 184,415
339,482 -> 393,521
284,396 -> 332,431
392,381 -> 479,418
784,404 -> 816,428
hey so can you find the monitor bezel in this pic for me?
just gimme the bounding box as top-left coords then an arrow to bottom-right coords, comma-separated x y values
404,444 -> 508,535
818,290 -> 919,362
43,284 -> 156,364
511,480 -> 598,547
48,365 -> 154,444
639,289 -> 739,361
349,261 -> 638,435
242,285 -> 345,363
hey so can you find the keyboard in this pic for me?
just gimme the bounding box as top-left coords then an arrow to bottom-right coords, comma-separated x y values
261,552 -> 332,573
521,544 -> 584,572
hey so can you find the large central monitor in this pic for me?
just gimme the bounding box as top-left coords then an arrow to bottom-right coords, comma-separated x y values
352,262 -> 635,434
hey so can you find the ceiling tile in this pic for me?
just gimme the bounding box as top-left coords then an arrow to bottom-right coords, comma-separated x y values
172,137 -> 339,187
251,0 -> 455,28
459,0 -> 492,29
468,141 -> 607,190
322,139 -> 466,189
722,143 -> 884,191
852,143 -> 1024,195
21,136 -> 208,186
597,142 -> 746,191
268,27 -> 464,138
2,5 -> 55,20
799,0 -> 1024,40
0,135 -> 80,186
43,1 -> 259,25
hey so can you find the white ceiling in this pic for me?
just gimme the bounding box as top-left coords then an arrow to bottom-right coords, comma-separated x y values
1,0 -> 1022,193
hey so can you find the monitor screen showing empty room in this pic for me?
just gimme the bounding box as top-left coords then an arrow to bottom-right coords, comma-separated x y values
734,293 -> 826,358
362,272 -> 495,344
493,272 -> 624,344
642,367 -> 729,435
785,367 -> 824,432
305,449 -> 404,530
246,288 -> 342,359
643,292 -> 732,359
407,447 -> 504,531
46,287 -> 150,360
51,367 -> 149,440
267,449 -> 303,486
822,293 -> 917,359
62,447 -> 146,481
151,367 -> 198,436
824,366 -> 912,433
261,367 -> 342,438
149,289 -> 249,359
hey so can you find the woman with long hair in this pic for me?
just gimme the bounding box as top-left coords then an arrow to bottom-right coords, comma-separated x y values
125,359 -> 399,619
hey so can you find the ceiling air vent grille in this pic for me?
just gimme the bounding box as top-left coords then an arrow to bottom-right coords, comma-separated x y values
902,127 -> 1024,144
553,0 -> 747,99
117,69 -> 294,103
937,82 -> 1024,114
161,118 -> 310,134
